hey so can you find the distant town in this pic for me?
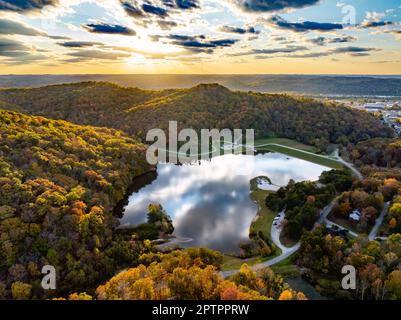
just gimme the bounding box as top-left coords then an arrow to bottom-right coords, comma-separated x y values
334,99 -> 401,136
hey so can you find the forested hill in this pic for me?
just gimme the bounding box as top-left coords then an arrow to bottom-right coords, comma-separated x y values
0,82 -> 393,151
1,74 -> 401,96
0,109 -> 150,298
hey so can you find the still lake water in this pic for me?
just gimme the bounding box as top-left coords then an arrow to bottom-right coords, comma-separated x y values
120,153 -> 330,253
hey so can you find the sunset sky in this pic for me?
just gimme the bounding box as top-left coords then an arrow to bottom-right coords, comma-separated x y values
1,0 -> 401,74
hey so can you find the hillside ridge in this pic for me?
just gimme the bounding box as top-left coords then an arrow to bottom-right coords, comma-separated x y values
0,82 -> 394,151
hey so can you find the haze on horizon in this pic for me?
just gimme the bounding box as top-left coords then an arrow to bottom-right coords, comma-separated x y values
0,0 -> 401,75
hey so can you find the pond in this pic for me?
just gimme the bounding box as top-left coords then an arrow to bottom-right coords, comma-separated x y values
120,153 -> 330,254
285,276 -> 329,300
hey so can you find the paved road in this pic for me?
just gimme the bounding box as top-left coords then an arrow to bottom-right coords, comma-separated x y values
320,198 -> 360,237
221,210 -> 300,278
369,202 -> 390,240
317,201 -> 337,224
222,195 -> 387,278
221,199 -> 344,278
325,219 -> 359,237
321,200 -> 390,240
336,157 -> 363,180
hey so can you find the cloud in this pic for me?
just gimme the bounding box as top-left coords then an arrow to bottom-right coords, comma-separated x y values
83,23 -> 136,36
309,35 -> 357,46
386,30 -> 401,35
175,0 -> 199,10
142,3 -> 168,17
229,0 -> 320,12
168,35 -> 238,53
365,11 -> 385,21
57,41 -> 104,48
0,18 -> 72,41
385,29 -> 401,39
57,39 -> 188,61
67,49 -> 132,60
266,15 -> 343,32
333,46 -> 377,56
360,11 -> 393,28
167,34 -> 239,52
0,37 -> 30,54
120,1 -> 201,31
361,21 -> 393,28
232,44 -> 377,59
121,0 -> 199,19
287,46 -> 378,58
230,45 -> 308,57
0,0 -> 58,12
220,25 -> 259,35
156,19 -> 178,30
0,18 -> 47,36
0,36 -> 48,64
48,35 -> 71,40
120,1 -> 145,17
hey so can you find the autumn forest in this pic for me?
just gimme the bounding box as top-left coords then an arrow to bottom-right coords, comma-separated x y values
0,82 -> 401,301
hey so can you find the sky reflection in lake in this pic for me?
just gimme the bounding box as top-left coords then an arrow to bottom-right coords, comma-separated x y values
120,153 -> 330,253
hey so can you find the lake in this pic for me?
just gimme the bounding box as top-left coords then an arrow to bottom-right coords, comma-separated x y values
120,153 -> 330,253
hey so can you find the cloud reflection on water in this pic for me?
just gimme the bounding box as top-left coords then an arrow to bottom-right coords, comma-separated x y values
121,153 -> 329,253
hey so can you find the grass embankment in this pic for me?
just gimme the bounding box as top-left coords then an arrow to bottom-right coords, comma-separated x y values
279,233 -> 299,248
255,138 -> 344,170
326,212 -> 364,235
255,138 -> 319,153
221,252 -> 300,276
249,189 -> 276,241
249,179 -> 281,255
221,182 -> 281,271
220,255 -> 270,271
271,254 -> 300,278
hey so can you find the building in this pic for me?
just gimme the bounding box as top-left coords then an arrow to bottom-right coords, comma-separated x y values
364,103 -> 386,113
350,210 -> 361,222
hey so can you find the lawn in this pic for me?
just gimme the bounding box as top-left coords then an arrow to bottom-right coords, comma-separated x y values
221,253 -> 300,276
270,254 -> 300,277
255,137 -> 319,153
249,189 -> 276,241
327,212 -> 365,235
220,255 -> 271,271
279,233 -> 299,248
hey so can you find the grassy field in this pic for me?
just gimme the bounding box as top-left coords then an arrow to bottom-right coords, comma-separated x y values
220,255 -> 271,271
270,254 -> 300,277
221,252 -> 300,276
279,233 -> 299,248
255,138 -> 319,153
255,139 -> 344,170
327,212 -> 362,234
249,189 -> 276,241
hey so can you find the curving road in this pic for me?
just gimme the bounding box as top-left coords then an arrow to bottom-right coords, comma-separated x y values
320,200 -> 389,241
221,198 -> 347,278
159,142 -> 366,277
368,202 -> 390,241
336,157 -> 363,180
221,210 -> 300,278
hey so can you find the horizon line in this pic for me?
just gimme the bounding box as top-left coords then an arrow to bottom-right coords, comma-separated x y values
1,73 -> 401,77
